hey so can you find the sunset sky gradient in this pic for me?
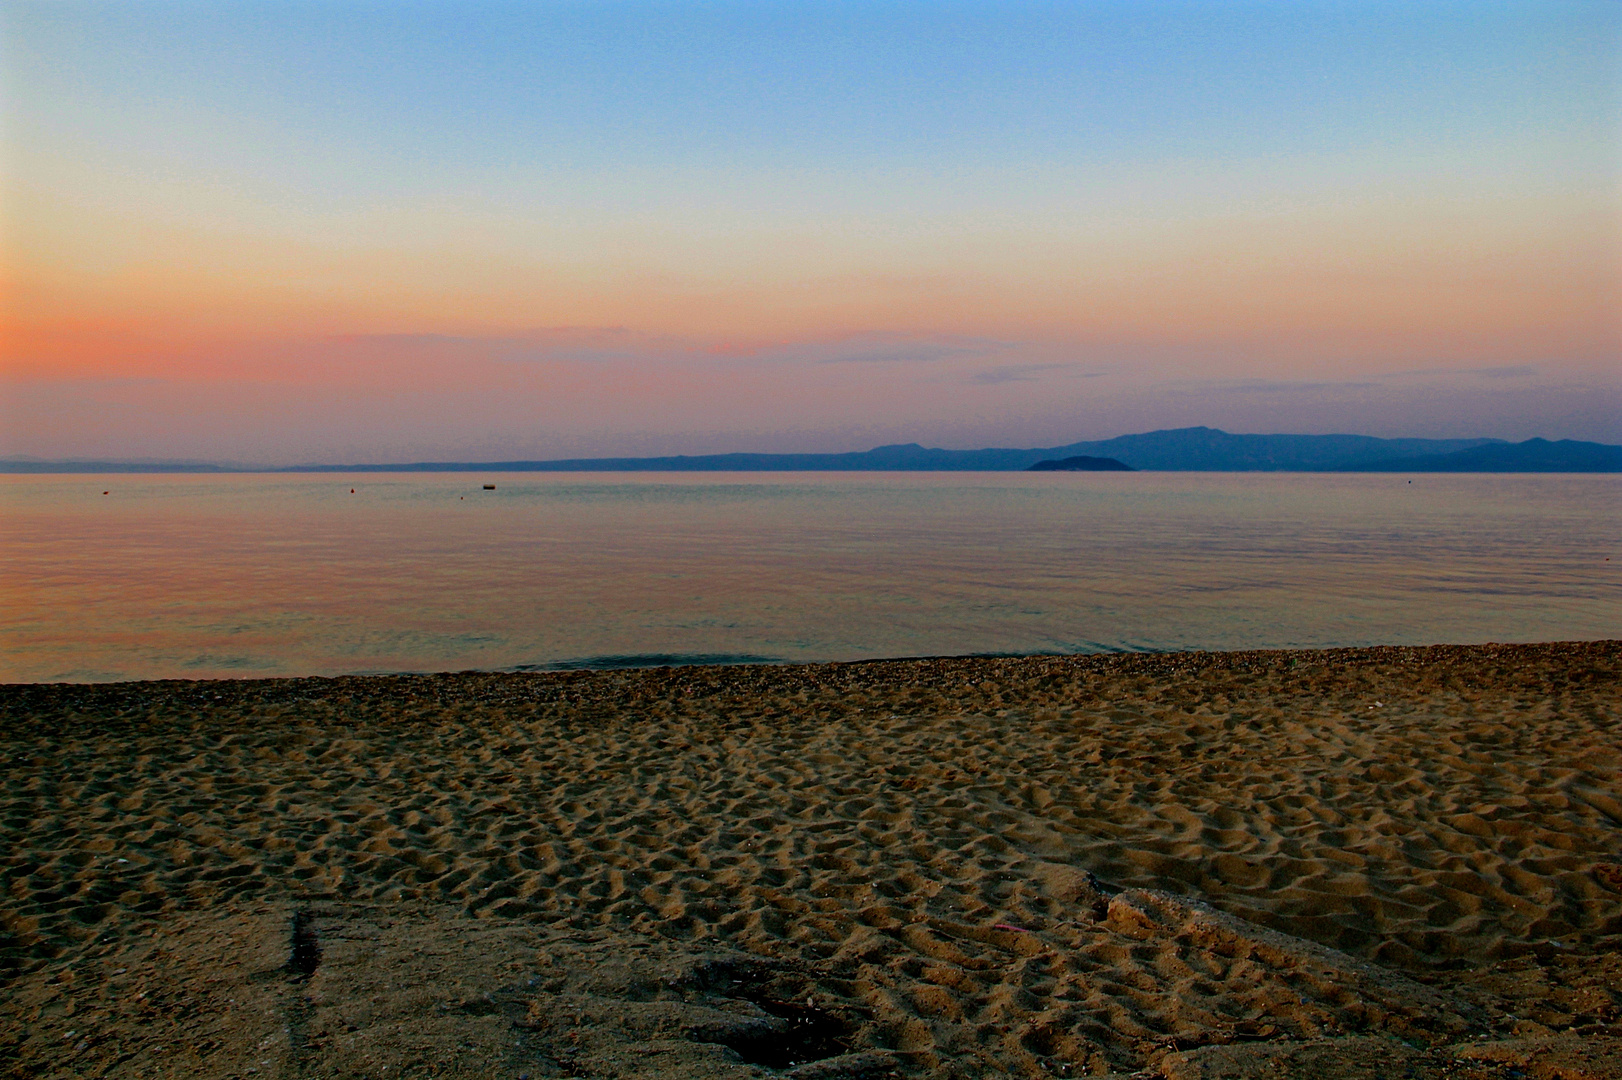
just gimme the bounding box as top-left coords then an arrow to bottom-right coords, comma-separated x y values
3,0 -> 1618,463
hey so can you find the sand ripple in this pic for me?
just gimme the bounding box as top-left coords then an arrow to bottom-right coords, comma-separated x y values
2,642 -> 1619,1076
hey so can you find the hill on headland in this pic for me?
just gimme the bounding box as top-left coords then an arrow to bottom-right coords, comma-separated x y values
1026,455 -> 1134,471
6,428 -> 1620,473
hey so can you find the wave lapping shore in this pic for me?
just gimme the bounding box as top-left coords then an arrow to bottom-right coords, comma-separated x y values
3,643 -> 1620,1078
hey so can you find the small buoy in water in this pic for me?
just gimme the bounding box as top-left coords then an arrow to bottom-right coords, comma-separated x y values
351,488 -> 355,493
483,484 -> 496,490
103,491 -> 109,495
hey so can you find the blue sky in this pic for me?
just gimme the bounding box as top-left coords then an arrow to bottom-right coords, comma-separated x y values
4,1 -> 1618,462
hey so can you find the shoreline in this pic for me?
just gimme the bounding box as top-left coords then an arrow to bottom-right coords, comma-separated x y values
3,640 -> 1619,1077
9,637 -> 1620,689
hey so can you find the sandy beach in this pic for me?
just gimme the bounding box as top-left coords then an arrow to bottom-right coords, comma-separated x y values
2,642 -> 1619,1078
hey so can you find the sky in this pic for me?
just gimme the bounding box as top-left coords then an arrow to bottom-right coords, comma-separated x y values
2,0 -> 1618,464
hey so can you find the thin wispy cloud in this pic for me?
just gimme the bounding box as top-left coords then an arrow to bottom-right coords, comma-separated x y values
1195,379 -> 1381,394
753,334 -> 1014,366
330,329 -> 1024,368
335,328 -> 698,364
969,363 -> 1107,386
1386,364 -> 1540,380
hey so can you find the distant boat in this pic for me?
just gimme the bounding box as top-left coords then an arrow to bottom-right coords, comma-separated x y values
1026,456 -> 1134,472
483,483 -> 496,489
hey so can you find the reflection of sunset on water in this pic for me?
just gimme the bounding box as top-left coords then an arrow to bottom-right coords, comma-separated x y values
2,472 -> 1614,683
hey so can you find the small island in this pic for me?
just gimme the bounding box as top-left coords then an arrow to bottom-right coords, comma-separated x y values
1026,455 -> 1134,471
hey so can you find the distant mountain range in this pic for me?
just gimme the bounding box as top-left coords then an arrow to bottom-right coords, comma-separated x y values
264,428 -> 1622,472
5,428 -> 1619,473
1336,438 -> 1622,473
0,460 -> 230,474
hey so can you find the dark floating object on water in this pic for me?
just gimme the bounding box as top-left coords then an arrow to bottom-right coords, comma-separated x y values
483,483 -> 496,490
1027,455 -> 1133,472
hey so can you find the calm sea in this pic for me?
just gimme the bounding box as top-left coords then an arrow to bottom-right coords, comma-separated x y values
1,472 -> 1616,683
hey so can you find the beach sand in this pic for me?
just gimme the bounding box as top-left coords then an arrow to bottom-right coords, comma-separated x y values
2,642 -> 1619,1078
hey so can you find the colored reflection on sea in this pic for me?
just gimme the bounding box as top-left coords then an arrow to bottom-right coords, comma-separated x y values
1,472 -> 1616,682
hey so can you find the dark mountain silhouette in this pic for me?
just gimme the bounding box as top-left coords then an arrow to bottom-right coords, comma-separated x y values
1340,438 -> 1622,473
8,428 -> 1617,473
0,460 -> 227,473
1026,456 -> 1134,471
1056,427 -> 1502,470
278,427 -> 1505,472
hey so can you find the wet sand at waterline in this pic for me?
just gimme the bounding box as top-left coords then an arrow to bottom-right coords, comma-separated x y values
3,643 -> 1619,1078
